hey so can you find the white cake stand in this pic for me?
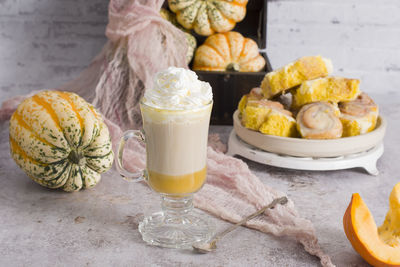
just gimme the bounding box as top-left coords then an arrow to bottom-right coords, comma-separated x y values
227,130 -> 384,176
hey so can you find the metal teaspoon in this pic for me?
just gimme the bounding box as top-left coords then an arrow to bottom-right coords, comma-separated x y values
192,196 -> 289,253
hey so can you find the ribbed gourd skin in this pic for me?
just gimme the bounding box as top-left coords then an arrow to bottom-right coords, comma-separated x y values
9,91 -> 114,192
168,0 -> 248,36
193,31 -> 266,72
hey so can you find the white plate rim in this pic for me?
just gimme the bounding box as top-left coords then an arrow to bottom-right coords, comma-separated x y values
233,110 -> 387,157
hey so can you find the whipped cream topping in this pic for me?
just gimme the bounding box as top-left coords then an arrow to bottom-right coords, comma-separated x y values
143,67 -> 213,110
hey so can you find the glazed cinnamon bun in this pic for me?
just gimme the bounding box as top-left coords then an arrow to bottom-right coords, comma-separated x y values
296,102 -> 342,139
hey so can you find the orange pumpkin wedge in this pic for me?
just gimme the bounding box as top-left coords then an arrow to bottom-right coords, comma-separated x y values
343,184 -> 400,267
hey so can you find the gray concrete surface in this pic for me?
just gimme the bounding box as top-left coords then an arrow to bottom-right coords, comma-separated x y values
0,93 -> 398,267
1,0 -> 400,266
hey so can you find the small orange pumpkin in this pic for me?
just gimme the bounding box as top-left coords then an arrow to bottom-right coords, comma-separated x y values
192,31 -> 266,72
343,184 -> 400,267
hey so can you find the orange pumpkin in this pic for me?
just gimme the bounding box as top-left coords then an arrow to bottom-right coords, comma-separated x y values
343,184 -> 400,267
192,31 -> 266,72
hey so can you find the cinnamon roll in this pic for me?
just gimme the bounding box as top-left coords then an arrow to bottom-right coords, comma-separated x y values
296,102 -> 342,139
292,77 -> 360,109
261,55 -> 333,99
339,92 -> 379,137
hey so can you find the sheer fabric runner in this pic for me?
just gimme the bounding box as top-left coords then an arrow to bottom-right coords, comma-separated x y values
0,0 -> 333,266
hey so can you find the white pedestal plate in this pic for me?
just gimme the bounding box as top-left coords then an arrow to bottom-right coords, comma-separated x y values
227,130 -> 383,175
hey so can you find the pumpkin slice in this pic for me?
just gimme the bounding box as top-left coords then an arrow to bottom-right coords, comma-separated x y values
343,184 -> 400,267
378,183 -> 400,249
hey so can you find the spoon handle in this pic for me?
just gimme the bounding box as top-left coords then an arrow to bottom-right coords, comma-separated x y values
213,196 -> 288,242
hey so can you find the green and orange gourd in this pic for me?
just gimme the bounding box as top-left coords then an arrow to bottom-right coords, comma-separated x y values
9,91 -> 114,192
168,0 -> 249,36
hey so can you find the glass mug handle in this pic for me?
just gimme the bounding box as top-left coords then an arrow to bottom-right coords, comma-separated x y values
116,130 -> 146,182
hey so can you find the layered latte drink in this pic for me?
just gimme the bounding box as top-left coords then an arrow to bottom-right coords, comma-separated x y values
141,67 -> 213,195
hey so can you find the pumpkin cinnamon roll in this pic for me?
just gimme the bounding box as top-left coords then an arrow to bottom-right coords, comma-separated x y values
241,99 -> 297,137
238,87 -> 263,115
292,77 -> 360,109
339,92 -> 379,137
261,55 -> 333,99
241,99 -> 279,130
258,108 -> 297,137
296,102 -> 342,139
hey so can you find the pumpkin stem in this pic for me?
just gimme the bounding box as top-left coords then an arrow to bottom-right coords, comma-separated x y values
226,62 -> 240,72
68,150 -> 84,165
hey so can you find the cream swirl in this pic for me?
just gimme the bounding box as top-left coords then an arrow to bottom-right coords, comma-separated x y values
143,67 -> 213,110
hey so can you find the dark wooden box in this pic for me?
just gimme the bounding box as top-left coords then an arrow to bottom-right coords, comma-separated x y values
192,0 -> 272,124
162,0 -> 272,124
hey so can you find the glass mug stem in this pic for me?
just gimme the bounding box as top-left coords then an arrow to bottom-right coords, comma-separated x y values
161,195 -> 193,216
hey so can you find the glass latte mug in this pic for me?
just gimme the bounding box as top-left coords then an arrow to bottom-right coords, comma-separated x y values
116,100 -> 214,248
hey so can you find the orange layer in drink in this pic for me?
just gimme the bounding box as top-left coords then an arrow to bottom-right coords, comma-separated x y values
147,167 -> 207,195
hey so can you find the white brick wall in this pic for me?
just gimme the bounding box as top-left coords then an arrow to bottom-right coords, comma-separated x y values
0,0 -> 108,102
0,0 -> 399,103
267,0 -> 400,95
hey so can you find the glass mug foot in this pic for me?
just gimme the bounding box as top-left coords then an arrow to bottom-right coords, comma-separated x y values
138,195 -> 215,249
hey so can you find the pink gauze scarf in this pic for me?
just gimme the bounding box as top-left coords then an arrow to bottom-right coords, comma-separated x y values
0,0 -> 333,266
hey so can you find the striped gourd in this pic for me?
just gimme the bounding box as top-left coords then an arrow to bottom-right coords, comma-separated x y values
160,8 -> 197,64
168,0 -> 248,36
9,91 -> 114,192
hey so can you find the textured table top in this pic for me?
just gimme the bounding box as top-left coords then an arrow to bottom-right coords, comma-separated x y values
0,93 -> 398,267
